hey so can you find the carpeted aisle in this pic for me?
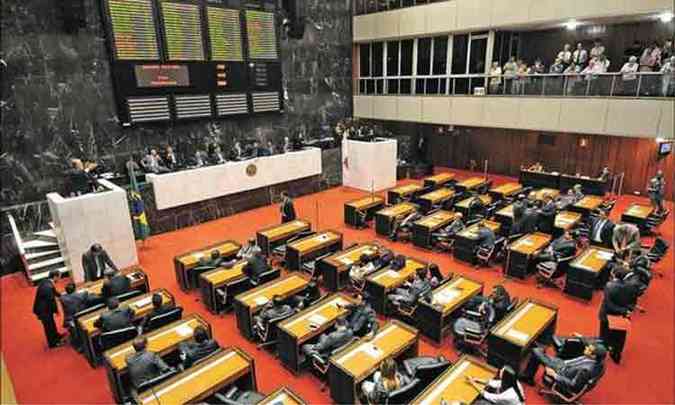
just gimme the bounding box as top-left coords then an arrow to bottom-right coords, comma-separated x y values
1,169 -> 673,404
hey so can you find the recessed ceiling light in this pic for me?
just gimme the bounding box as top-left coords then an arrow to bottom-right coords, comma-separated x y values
659,11 -> 674,23
565,20 -> 579,30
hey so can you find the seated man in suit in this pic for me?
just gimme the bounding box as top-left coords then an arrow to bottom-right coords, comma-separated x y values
572,184 -> 585,202
101,269 -> 131,300
476,222 -> 497,251
82,244 -> 118,282
588,210 -> 615,247
389,211 -> 423,242
611,223 -> 641,260
536,230 -> 578,264
243,251 -> 271,283
126,336 -> 173,390
387,267 -> 436,308
389,254 -> 407,271
373,248 -> 394,269
252,295 -> 295,338
93,297 -> 134,332
61,283 -> 97,329
439,213 -> 466,237
302,316 -> 354,359
349,254 -> 378,284
139,293 -> 175,331
293,281 -> 322,310
340,293 -> 378,337
520,341 -> 607,391
237,238 -> 261,260
178,326 -> 220,369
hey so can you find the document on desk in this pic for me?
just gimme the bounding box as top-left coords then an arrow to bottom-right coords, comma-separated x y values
517,240 -> 535,247
133,297 -> 152,308
308,314 -> 327,325
193,252 -> 204,260
434,289 -> 461,306
506,329 -> 530,343
381,270 -> 400,280
597,251 -> 614,260
361,343 -> 382,358
254,297 -> 269,306
339,257 -> 354,265
176,324 -> 194,337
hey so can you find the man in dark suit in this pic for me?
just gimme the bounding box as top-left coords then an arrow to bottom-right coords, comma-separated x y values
598,268 -> 637,364
512,194 -> 527,223
244,251 -> 270,282
178,326 -> 220,369
140,293 -> 175,331
126,336 -> 173,389
101,269 -> 131,300
588,210 -> 615,247
341,293 -> 378,337
538,194 -> 558,233
280,192 -> 296,223
82,244 -> 118,282
476,222 -> 496,250
512,207 -> 539,235
94,297 -> 134,332
252,295 -> 295,337
536,230 -> 578,263
302,316 -> 354,358
33,271 -> 64,348
520,341 -> 606,390
61,283 -> 95,328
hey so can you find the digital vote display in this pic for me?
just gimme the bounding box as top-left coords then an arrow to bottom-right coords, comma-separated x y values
101,0 -> 282,125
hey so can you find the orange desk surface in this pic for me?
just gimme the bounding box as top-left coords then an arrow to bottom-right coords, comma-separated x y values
413,356 -> 498,405
492,300 -> 557,347
510,232 -> 552,255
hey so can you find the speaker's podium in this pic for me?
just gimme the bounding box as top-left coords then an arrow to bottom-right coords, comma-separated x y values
342,138 -> 397,192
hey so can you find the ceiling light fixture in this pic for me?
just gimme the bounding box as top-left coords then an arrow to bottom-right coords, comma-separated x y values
565,20 -> 579,30
659,11 -> 674,23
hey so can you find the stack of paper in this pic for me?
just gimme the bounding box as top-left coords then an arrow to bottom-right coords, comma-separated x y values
597,251 -> 614,260
308,314 -> 326,325
176,324 -> 194,337
254,297 -> 269,306
506,329 -> 530,343
134,297 -> 152,308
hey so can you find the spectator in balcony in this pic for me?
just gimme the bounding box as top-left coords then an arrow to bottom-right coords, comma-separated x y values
503,57 -> 519,94
573,42 -> 589,68
513,59 -> 529,95
564,63 -> 583,95
661,56 -> 675,97
624,40 -> 643,62
620,56 -> 639,96
557,44 -> 573,68
548,58 -> 566,95
640,42 -> 662,72
550,58 -> 565,74
662,39 -> 673,62
529,59 -> 546,94
590,39 -> 606,59
489,62 -> 502,95
583,56 -> 609,95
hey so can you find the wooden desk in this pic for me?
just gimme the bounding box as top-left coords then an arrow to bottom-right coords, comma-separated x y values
78,289 -> 175,368
277,294 -> 355,373
455,177 -> 489,194
365,257 -> 427,314
317,243 -> 381,292
234,274 -> 310,340
344,196 -> 386,227
257,387 -> 307,405
554,211 -> 582,236
416,188 -> 455,213
571,196 -> 605,215
412,210 -> 459,249
70,266 -> 149,297
453,220 -> 502,265
532,188 -> 560,201
174,240 -> 241,291
453,194 -> 493,217
387,184 -> 423,204
494,203 -> 515,233
566,247 -> 614,301
505,232 -> 552,279
328,321 -> 419,405
103,314 -> 211,403
257,220 -> 311,256
489,182 -> 523,201
199,261 -> 250,314
621,203 -> 654,230
417,276 -> 483,343
285,230 -> 343,271
488,299 -> 557,371
136,348 -> 256,405
423,172 -> 455,189
412,356 -> 498,405
374,202 -> 419,236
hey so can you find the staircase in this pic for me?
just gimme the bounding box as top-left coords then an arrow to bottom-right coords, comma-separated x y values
7,214 -> 70,284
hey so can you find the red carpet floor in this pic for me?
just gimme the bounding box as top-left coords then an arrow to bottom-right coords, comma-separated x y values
1,169 -> 673,404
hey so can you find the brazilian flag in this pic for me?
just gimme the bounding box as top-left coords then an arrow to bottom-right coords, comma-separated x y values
128,165 -> 150,241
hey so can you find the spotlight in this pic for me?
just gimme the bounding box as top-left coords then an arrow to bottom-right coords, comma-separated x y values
658,11 -> 674,23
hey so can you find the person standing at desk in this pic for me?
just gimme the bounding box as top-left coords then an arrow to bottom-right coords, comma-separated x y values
126,336 -> 173,390
598,269 -> 637,364
588,210 -> 615,248
33,271 -> 64,348
82,243 -> 118,282
280,192 -> 296,223
647,170 -> 665,215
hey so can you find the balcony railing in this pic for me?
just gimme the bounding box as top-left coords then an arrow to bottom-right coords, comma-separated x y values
355,72 -> 675,98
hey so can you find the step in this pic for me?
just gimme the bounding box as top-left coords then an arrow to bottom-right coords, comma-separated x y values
27,256 -> 65,272
22,239 -> 59,250
34,229 -> 56,239
30,266 -> 70,283
25,250 -> 62,262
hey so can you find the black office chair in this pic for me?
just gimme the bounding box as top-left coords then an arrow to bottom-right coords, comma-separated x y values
249,267 -> 281,287
429,266 -> 447,284
255,312 -> 294,350
115,290 -> 143,302
378,378 -> 421,405
476,237 -> 506,268
98,326 -> 138,353
215,277 -> 251,313
214,386 -> 265,405
143,307 -> 183,333
403,356 -> 451,384
133,368 -> 179,396
311,336 -> 359,391
536,255 -> 577,290
302,252 -> 333,279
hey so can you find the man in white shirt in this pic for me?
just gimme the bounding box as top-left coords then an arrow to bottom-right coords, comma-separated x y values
660,56 -> 675,97
557,44 -> 573,67
489,62 -> 502,94
573,42 -> 588,68
620,56 -> 639,95
590,39 -> 605,59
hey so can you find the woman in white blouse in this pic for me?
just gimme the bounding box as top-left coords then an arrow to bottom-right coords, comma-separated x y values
467,365 -> 525,405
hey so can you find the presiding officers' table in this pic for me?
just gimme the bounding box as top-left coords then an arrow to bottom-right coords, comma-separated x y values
344,196 -> 386,227
256,220 -> 311,256
412,355 -> 498,405
504,232 -> 552,279
416,188 -> 455,213
277,294 -> 355,373
621,203 -> 654,230
328,320 -> 419,405
489,182 -> 523,201
487,299 -> 557,371
317,243 -> 381,292
423,172 -> 455,189
417,275 -> 483,343
412,210 -> 459,249
103,314 -> 211,403
374,202 -> 419,236
234,274 -> 310,340
387,184 -> 424,204
519,169 -> 559,190
565,247 -> 615,301
365,257 -> 428,314
285,230 -> 343,272
257,387 -> 307,405
78,289 -> 175,367
174,240 -> 241,291
135,348 -> 256,405
453,220 -> 502,264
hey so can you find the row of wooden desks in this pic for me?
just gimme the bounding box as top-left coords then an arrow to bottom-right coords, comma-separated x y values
413,356 -> 497,405
488,182 -> 523,201
387,183 -> 424,204
505,232 -> 552,279
375,202 -> 418,236
78,289 -> 175,367
570,195 -> 605,215
316,242 -> 380,291
257,220 -> 312,256
417,188 -> 455,213
365,257 -> 428,314
566,247 -> 615,300
199,260 -> 249,314
423,172 -> 455,189
174,240 -> 241,291
621,203 -> 654,230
